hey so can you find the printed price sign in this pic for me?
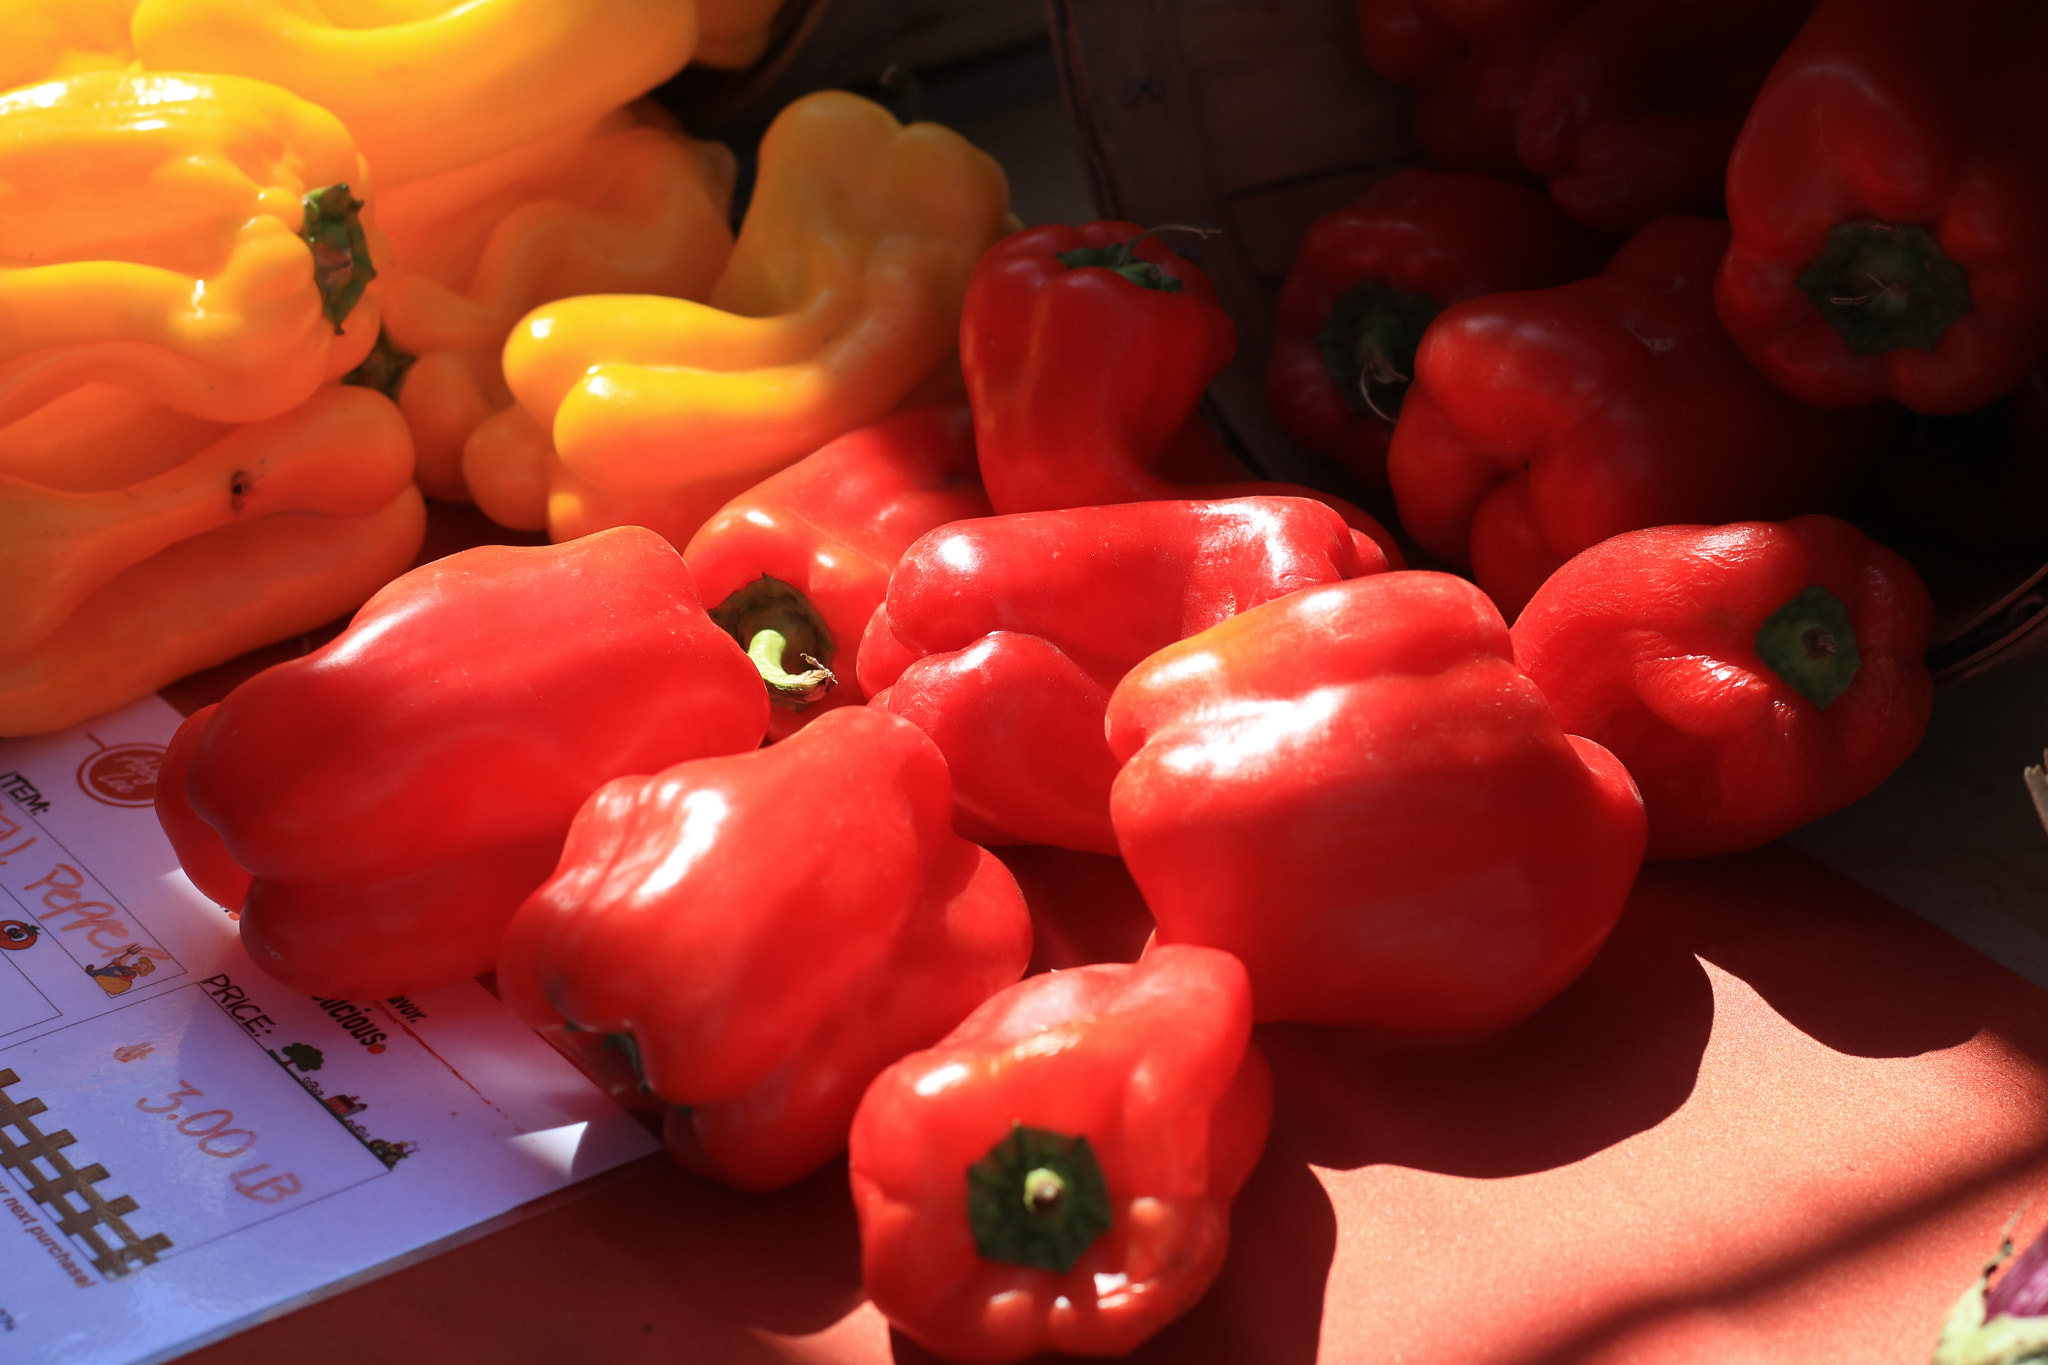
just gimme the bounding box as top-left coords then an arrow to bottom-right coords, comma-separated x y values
0,699 -> 660,1365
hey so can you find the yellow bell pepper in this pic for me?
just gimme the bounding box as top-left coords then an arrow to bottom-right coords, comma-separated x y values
369,105 -> 737,502
0,385 -> 423,735
465,90 -> 1011,544
130,0 -> 701,189
0,71 -> 384,428
0,0 -> 137,93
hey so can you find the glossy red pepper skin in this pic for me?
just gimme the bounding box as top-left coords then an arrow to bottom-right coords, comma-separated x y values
1510,516 -> 1934,860
498,705 -> 1031,1192
960,220 -> 1401,556
849,944 -> 1271,1363
1387,215 -> 1889,618
858,496 -> 1390,854
1514,0 -> 1813,233
682,401 -> 990,740
1716,0 -> 2048,414
156,526 -> 769,997
1264,168 -> 1611,487
1106,571 -> 1645,1033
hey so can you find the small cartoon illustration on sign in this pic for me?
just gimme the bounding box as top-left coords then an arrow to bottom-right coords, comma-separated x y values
275,1043 -> 324,1073
0,920 -> 37,951
76,741 -> 165,808
323,1094 -> 366,1120
366,1138 -> 416,1169
85,944 -> 158,996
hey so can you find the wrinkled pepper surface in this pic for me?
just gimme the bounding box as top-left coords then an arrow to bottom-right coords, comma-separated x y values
849,944 -> 1272,1363
859,496 -> 1391,854
1511,516 -> 1934,860
154,526 -> 769,997
1387,215 -> 1889,618
1264,169 -> 1610,487
1716,0 -> 2048,414
1106,571 -> 1646,1033
375,105 -> 737,501
465,91 -> 1010,548
683,400 -> 990,740
0,71 -> 384,428
129,0 -> 699,189
498,705 -> 1033,1192
0,385 -> 422,736
961,219 -> 1399,553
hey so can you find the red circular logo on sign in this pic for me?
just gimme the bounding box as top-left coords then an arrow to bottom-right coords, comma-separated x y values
0,921 -> 39,950
78,744 -> 165,807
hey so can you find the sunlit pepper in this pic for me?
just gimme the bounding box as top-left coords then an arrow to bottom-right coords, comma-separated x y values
464,91 -> 1011,548
129,0 -> 699,189
0,385 -> 423,736
370,105 -> 737,502
0,0 -> 136,93
0,71 -> 384,428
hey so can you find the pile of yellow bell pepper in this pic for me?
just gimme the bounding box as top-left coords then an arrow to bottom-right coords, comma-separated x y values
0,0 -> 1013,736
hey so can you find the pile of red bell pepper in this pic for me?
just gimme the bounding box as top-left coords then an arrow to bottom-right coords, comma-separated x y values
147,1 -> 2046,1349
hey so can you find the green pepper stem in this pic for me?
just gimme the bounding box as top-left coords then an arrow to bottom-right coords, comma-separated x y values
1753,584 -> 1862,708
746,628 -> 836,707
1796,220 -> 1972,356
300,183 -> 377,333
1056,224 -> 1221,294
966,1123 -> 1112,1272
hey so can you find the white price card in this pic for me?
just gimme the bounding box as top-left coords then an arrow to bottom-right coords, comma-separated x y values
0,696 -> 661,1364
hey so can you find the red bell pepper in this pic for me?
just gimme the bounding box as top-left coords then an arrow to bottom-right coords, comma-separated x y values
959,219 -> 1401,557
1513,0 -> 1814,233
496,705 -> 1032,1192
1358,0 -> 1595,179
155,526 -> 769,997
1263,168 -> 1611,487
1509,515 -> 1934,860
1716,0 -> 2048,414
857,496 -> 1390,854
1386,214 -> 1890,618
848,943 -> 1271,1363
1105,570 -> 1646,1033
682,401 -> 990,740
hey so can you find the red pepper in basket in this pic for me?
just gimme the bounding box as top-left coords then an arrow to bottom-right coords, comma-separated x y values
682,401 -> 990,741
155,527 -> 768,997
1510,516 -> 1934,860
1716,0 -> 2048,414
960,219 -> 1400,555
1387,215 -> 1888,618
1106,571 -> 1646,1033
497,706 -> 1031,1191
858,496 -> 1390,854
1263,168 -> 1610,486
849,944 -> 1271,1363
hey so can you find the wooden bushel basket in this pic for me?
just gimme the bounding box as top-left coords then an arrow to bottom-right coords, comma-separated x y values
1046,0 -> 2048,687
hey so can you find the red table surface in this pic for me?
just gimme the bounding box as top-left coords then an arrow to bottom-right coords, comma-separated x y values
171,839 -> 2048,1365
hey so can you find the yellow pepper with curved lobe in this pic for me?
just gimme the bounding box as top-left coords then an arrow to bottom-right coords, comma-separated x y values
0,0 -> 137,93
468,91 -> 1010,544
129,0 -> 701,189
373,106 -> 737,502
0,385 -> 424,736
0,71 -> 384,428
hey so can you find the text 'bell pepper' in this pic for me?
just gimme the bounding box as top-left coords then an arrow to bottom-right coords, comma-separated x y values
130,0 -> 699,189
0,71 -> 383,428
497,705 -> 1032,1192
683,400 -> 990,740
1107,570 -> 1646,1033
1264,168 -> 1610,487
960,219 -> 1401,556
465,90 -> 1011,549
859,496 -> 1391,854
155,526 -> 769,998
1388,214 -> 1889,618
1510,515 -> 1934,860
1716,0 -> 2048,414
1,384 -> 424,736
849,944 -> 1272,1363
374,105 -> 737,501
